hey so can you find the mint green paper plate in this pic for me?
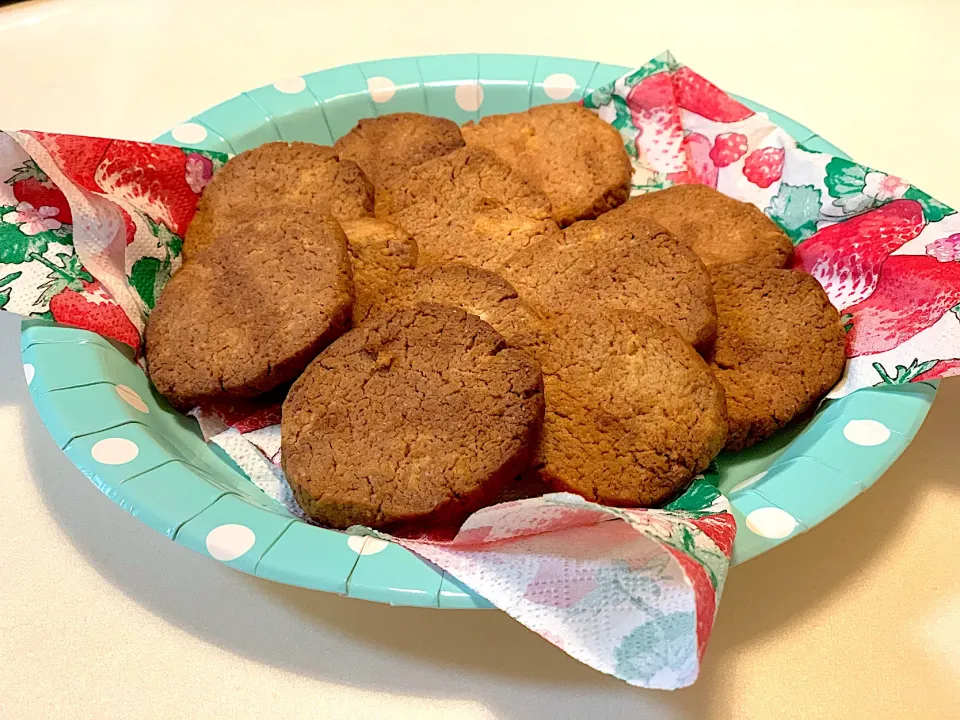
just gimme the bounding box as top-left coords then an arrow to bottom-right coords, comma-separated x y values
21,54 -> 936,609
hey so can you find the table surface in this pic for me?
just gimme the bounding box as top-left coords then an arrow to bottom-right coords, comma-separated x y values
2,0 -> 960,717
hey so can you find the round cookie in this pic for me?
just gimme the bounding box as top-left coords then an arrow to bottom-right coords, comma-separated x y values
605,184 -> 794,268
146,209 -> 354,409
707,264 -> 846,450
535,310 -> 728,507
281,303 -> 545,531
333,112 -> 465,187
462,102 -> 632,227
340,218 -> 419,322
500,216 -> 717,350
355,263 -> 545,352
184,141 -> 373,259
377,146 -> 563,270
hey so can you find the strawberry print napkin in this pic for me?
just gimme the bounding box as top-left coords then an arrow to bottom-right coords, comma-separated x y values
1,52 -> 957,689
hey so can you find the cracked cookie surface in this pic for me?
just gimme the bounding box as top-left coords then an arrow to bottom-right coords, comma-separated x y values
282,303 -> 545,532
146,209 -> 354,409
462,103 -> 632,226
184,141 -> 373,259
707,264 -> 846,450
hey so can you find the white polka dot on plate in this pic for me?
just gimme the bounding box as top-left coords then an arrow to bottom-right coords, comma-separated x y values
115,384 -> 148,413
455,82 -> 484,112
542,72 -> 578,100
23,363 -> 34,386
171,122 -> 208,145
205,524 -> 256,561
273,76 -> 306,94
347,535 -> 389,555
730,471 -> 767,494
366,76 -> 396,103
745,507 -> 797,539
90,437 -> 139,465
843,419 -> 891,446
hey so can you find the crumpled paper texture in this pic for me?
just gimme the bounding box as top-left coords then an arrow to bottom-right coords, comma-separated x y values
1,52 -> 955,689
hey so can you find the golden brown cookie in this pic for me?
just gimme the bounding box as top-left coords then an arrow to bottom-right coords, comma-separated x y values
500,216 -> 717,350
281,303 -> 545,532
377,146 -> 563,270
605,184 -> 793,268
184,141 -> 373,259
707,264 -> 846,450
340,218 -> 419,321
146,209 -> 354,409
333,112 -> 465,187
355,262 -> 544,351
461,103 -> 632,227
534,310 -> 728,507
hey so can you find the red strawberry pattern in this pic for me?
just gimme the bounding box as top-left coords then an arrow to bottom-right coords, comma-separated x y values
5,160 -> 72,224
844,254 -> 960,357
925,233 -> 960,263
709,132 -> 749,168
742,147 -> 785,188
49,279 -> 141,352
665,547 -> 716,660
667,132 -> 718,188
26,132 -> 112,194
673,67 -> 754,123
916,358 -> 960,381
625,71 -> 675,112
793,199 -> 926,309
96,141 -> 203,236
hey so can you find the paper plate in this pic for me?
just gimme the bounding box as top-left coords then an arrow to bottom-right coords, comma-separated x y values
20,54 -> 938,609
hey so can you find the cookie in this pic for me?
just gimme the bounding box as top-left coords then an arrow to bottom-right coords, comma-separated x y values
500,216 -> 717,350
534,310 -> 728,507
462,102 -> 632,227
707,264 -> 846,450
333,112 -> 465,187
377,146 -> 562,270
282,303 -> 545,531
355,262 -> 545,351
184,142 -> 373,259
146,209 -> 354,409
340,218 -> 419,321
605,184 -> 793,268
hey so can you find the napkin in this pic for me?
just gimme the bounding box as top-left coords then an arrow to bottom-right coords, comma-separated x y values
2,52 -> 956,689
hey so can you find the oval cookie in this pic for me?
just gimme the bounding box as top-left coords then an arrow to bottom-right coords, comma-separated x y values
146,209 -> 354,408
462,103 -> 632,227
501,216 -> 717,350
606,184 -> 793,268
377,146 -> 562,270
282,303 -> 545,531
184,141 -> 373,259
707,264 -> 846,450
536,311 -> 728,507
333,112 -> 465,187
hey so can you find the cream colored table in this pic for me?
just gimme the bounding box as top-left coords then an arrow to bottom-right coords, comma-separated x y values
1,1 -> 959,717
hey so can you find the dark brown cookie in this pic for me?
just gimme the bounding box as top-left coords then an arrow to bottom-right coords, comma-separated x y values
340,218 -> 419,322
377,146 -> 563,270
534,310 -> 728,507
355,262 -> 545,351
462,103 -> 632,227
281,303 -> 545,531
184,142 -> 373,259
605,184 -> 793,268
707,264 -> 846,450
333,112 -> 465,187
500,216 -> 717,350
146,209 -> 354,409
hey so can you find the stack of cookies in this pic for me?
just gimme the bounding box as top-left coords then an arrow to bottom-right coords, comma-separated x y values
145,104 -> 846,535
